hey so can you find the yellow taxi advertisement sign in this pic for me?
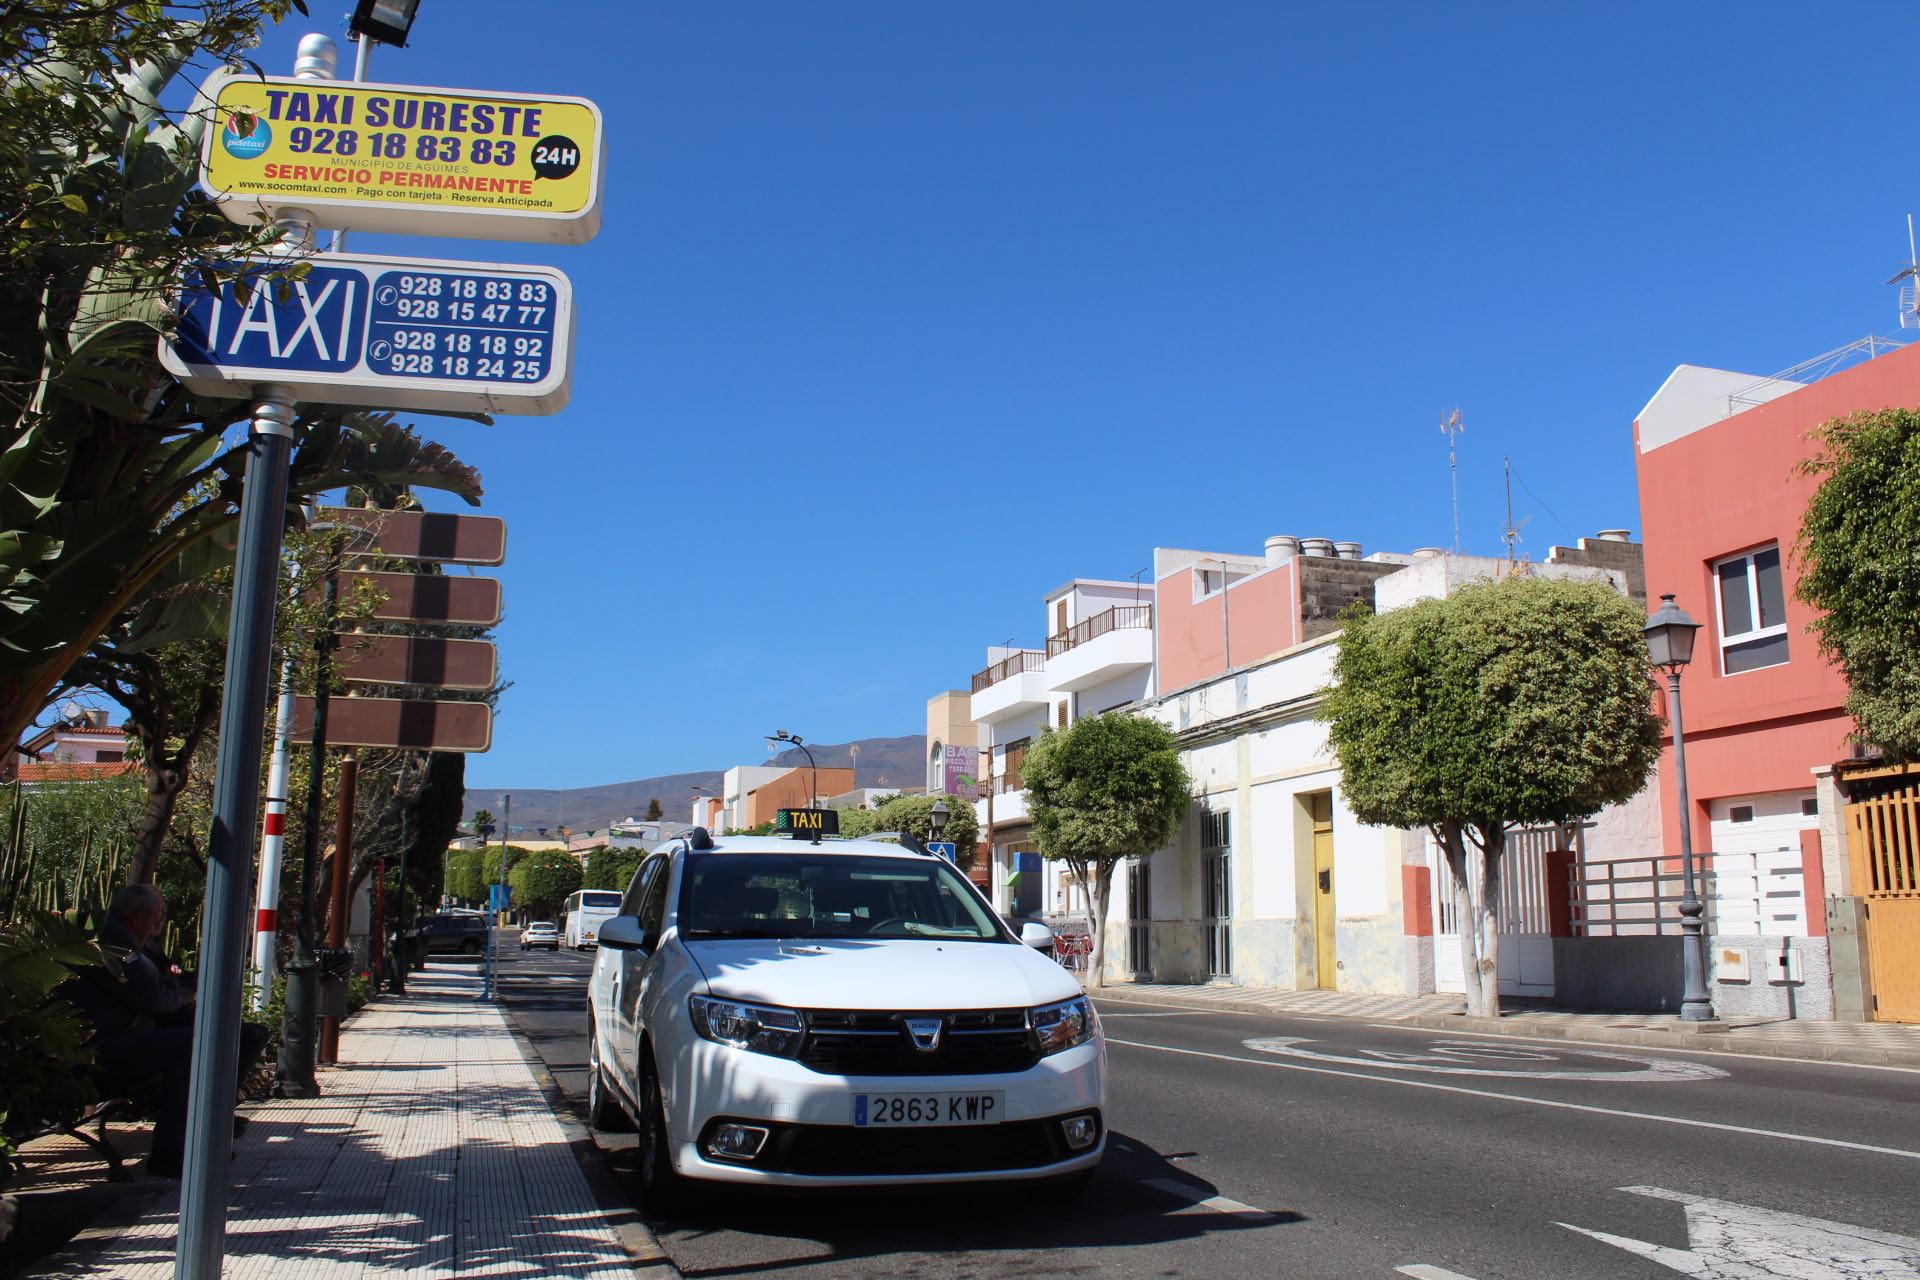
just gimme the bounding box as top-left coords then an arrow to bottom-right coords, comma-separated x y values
199,73 -> 604,244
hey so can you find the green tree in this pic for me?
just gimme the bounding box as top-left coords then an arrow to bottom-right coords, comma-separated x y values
1319,576 -> 1662,1016
0,3 -> 486,756
1797,407 -> 1920,760
443,850 -> 484,905
510,848 -> 582,918
644,797 -> 663,821
868,792 -> 980,867
583,845 -> 642,894
471,809 -> 495,836
1022,713 -> 1190,988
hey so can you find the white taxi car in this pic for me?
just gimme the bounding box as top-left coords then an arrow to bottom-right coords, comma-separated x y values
584,829 -> 1104,1204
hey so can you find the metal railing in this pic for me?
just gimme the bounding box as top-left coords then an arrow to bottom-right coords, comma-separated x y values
1569,859 -> 1692,937
971,649 -> 1044,693
1045,604 -> 1152,660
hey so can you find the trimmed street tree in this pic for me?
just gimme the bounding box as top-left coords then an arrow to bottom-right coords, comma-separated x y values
583,845 -> 643,894
509,848 -> 582,919
1796,407 -> 1920,761
1319,576 -> 1662,1016
870,792 -> 980,867
1021,712 -> 1190,988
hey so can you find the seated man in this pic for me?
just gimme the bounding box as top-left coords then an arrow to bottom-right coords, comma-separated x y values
63,884 -> 266,1178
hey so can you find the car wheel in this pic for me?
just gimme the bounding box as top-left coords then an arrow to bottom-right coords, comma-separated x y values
462,939 -> 481,955
637,1053 -> 689,1213
585,1015 -> 632,1132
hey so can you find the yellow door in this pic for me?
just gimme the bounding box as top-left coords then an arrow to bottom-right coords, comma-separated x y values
1845,767 -> 1920,1022
1310,793 -> 1336,989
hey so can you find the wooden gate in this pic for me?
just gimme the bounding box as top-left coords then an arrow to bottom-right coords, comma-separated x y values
1845,767 -> 1920,1023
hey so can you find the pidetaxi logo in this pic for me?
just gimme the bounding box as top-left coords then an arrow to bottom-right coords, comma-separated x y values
220,111 -> 271,160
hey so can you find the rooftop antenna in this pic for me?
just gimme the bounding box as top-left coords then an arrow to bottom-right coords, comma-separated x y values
1130,566 -> 1149,603
1502,455 -> 1533,572
1441,408 -> 1464,551
1887,214 -> 1920,328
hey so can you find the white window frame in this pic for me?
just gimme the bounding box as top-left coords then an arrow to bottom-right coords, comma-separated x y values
1712,545 -> 1789,675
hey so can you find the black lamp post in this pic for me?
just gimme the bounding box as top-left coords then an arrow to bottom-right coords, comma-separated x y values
1644,593 -> 1715,1022
928,797 -> 951,847
771,730 -> 818,806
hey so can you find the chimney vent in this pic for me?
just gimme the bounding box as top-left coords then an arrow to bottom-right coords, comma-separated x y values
1334,541 -> 1363,560
1264,535 -> 1300,566
1300,537 -> 1335,558
1597,528 -> 1632,542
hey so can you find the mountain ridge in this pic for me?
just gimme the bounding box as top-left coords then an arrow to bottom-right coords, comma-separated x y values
460,734 -> 926,832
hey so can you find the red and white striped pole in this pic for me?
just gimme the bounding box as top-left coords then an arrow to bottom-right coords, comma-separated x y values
249,658 -> 296,1011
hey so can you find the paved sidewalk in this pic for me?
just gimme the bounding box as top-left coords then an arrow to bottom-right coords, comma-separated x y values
1096,981 -> 1920,1068
32,967 -> 669,1278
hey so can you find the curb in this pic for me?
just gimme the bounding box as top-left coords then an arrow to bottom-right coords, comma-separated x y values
496,1001 -> 681,1279
1398,1012 -> 1920,1070
1091,986 -> 1920,1070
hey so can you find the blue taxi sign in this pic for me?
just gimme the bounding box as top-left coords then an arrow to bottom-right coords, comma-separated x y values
159,250 -> 572,415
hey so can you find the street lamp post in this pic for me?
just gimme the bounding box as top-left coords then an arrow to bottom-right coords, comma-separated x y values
771,730 -> 818,806
928,797 -> 950,851
1644,594 -> 1715,1023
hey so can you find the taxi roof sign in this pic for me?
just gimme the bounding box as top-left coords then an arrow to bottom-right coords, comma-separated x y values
775,808 -> 839,839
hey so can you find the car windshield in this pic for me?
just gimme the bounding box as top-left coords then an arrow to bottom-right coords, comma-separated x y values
677,852 -> 1007,942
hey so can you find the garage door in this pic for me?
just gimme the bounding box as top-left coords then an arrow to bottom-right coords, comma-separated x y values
1707,792 -> 1814,937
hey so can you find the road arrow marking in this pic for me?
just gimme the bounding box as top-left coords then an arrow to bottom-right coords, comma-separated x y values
1246,1036 -> 1728,1082
1559,1185 -> 1920,1277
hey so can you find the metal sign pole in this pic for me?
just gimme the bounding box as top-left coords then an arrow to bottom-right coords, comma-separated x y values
173,388 -> 296,1280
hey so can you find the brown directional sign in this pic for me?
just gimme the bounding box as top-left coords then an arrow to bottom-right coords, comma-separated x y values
316,508 -> 507,566
336,634 -> 497,690
289,697 -> 493,753
340,571 -> 501,626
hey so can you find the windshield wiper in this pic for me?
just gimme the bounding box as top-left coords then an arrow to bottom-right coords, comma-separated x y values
681,927 -> 800,940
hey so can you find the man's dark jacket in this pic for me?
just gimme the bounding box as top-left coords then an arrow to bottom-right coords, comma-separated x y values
63,916 -> 187,1039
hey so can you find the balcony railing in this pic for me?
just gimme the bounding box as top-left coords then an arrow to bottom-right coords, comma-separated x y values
972,648 -> 1045,693
1045,604 -> 1152,659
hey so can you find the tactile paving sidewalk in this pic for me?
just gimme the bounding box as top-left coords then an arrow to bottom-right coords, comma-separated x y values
39,969 -> 640,1277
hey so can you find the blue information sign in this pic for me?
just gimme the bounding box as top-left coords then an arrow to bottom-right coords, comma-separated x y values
489,884 -> 511,911
160,250 -> 573,415
925,841 -> 957,862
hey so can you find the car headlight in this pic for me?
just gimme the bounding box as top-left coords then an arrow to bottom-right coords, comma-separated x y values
1031,995 -> 1096,1055
689,995 -> 804,1058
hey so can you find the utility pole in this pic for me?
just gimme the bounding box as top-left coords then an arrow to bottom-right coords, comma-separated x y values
319,751 -> 358,1064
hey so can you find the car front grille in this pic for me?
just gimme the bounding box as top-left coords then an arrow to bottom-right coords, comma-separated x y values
709,1113 -> 1096,1176
797,1008 -> 1039,1076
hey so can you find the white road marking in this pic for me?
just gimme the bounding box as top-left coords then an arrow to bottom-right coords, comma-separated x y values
1106,1037 -> 1920,1161
1142,1177 -> 1277,1222
1244,1036 -> 1727,1082
1099,1010 -> 1235,1018
1395,1266 -> 1489,1280
1560,1185 -> 1920,1277
1368,1024 -> 1920,1076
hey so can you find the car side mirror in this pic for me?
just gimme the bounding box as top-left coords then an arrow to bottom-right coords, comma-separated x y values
597,915 -> 647,951
1020,921 -> 1055,950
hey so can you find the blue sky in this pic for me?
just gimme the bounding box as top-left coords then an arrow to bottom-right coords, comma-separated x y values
235,2 -> 1920,790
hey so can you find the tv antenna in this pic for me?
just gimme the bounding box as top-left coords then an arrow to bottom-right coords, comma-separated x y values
1502,455 -> 1533,571
1887,214 -> 1920,329
1441,408 -> 1464,551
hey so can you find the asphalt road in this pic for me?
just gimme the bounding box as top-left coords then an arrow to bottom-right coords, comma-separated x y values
492,943 -> 1920,1279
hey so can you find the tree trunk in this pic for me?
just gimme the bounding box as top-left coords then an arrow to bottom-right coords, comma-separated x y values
1086,861 -> 1114,989
1438,822 -> 1485,1016
124,765 -> 184,885
1473,825 -> 1506,1018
